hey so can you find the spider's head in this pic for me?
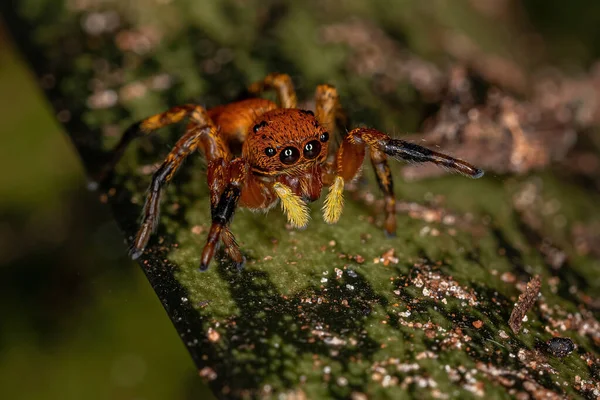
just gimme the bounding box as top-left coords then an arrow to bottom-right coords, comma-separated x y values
243,108 -> 330,175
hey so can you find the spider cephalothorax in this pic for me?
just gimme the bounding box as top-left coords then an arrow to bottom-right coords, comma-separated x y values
243,108 -> 330,175
93,73 -> 483,270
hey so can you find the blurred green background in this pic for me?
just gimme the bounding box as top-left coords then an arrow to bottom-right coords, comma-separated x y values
0,28 -> 212,399
1,0 -> 600,399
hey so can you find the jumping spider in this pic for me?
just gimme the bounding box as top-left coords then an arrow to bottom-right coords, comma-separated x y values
94,73 -> 483,270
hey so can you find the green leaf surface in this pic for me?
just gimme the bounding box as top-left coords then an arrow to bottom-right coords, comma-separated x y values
3,0 -> 599,398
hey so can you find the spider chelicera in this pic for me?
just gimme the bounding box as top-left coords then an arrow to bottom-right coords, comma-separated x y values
93,73 -> 483,270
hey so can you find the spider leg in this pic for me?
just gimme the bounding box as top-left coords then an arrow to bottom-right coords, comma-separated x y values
131,126 -> 208,259
200,159 -> 248,271
92,104 -> 228,186
321,129 -> 366,226
370,149 -> 397,236
312,84 -> 398,232
314,84 -> 348,134
352,128 -> 484,178
247,73 -> 297,108
128,106 -> 229,259
206,159 -> 244,269
322,127 -> 483,234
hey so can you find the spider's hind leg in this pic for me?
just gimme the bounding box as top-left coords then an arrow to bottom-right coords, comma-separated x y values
314,84 -> 348,134
370,148 -> 397,236
127,106 -> 229,260
130,125 -> 209,259
248,73 -> 297,108
92,104 -> 224,187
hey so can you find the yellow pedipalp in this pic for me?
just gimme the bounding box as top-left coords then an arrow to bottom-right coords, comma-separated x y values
322,176 -> 345,224
273,183 -> 310,228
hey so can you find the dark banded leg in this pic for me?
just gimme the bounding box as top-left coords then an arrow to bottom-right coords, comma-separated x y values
323,127 -> 483,230
92,104 -> 225,186
370,149 -> 397,236
247,73 -> 297,108
130,126 -> 212,259
351,128 -> 485,178
206,159 -> 244,269
200,159 -> 247,271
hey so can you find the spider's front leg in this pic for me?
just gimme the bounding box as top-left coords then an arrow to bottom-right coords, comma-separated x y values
206,159 -> 245,270
314,84 -> 397,235
323,128 -> 484,235
200,159 -> 248,271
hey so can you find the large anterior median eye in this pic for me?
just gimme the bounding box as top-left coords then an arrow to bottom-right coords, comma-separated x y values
280,146 -> 300,165
303,140 -> 321,159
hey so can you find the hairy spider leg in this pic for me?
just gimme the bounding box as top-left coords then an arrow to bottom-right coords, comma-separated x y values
314,84 -> 398,234
322,127 -> 484,233
314,84 -> 346,134
119,106 -> 230,259
248,73 -> 297,108
91,105 -> 220,186
96,102 -> 263,265
206,158 -> 245,269
200,159 -> 248,270
370,148 -> 397,235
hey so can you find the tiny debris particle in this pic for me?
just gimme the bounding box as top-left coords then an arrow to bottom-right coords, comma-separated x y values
207,327 -> 220,342
473,320 -> 483,329
191,225 -> 203,235
198,366 -> 217,381
380,248 -> 399,266
324,336 -> 347,347
509,275 -> 541,334
321,277 -> 328,283
501,271 -> 516,283
197,300 -> 211,308
346,284 -> 355,291
546,337 -> 575,358
351,392 -> 368,400
347,269 -> 358,278
499,330 -> 509,339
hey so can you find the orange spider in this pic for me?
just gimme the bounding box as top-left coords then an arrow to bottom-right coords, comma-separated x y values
94,73 -> 483,270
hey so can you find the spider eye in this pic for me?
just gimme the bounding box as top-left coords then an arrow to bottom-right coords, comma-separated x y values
253,121 -> 268,133
265,147 -> 276,157
319,132 -> 329,142
279,146 -> 300,165
303,140 -> 321,159
300,109 -> 314,116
